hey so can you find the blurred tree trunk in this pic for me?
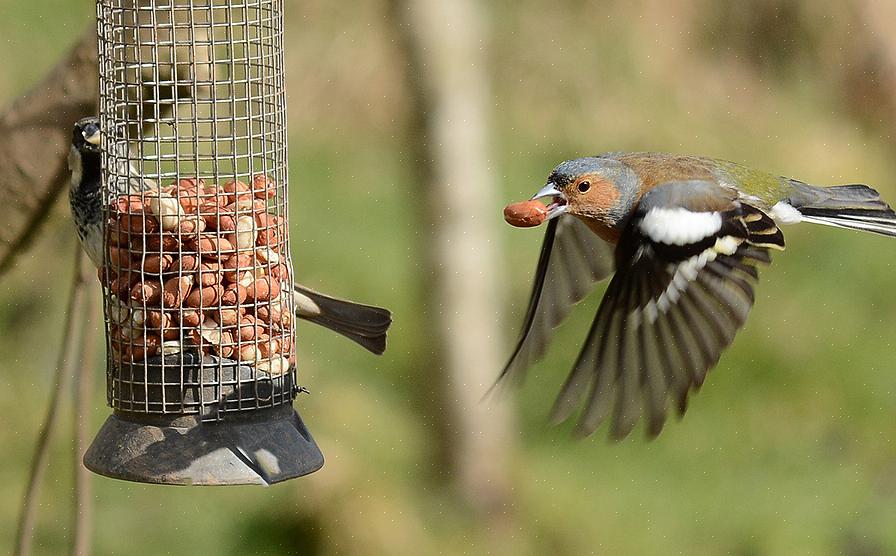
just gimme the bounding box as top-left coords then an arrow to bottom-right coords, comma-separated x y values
388,0 -> 516,519
850,1 -> 896,130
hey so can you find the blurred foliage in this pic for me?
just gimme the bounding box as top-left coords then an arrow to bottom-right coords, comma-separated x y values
2,0 -> 896,554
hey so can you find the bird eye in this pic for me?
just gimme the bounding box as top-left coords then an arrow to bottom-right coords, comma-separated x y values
577,181 -> 591,193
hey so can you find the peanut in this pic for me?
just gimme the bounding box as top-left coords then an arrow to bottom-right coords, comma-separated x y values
185,284 -> 224,308
251,174 -> 277,200
217,330 -> 236,359
146,191 -> 184,231
198,261 -> 222,287
221,283 -> 248,306
255,247 -> 280,265
199,320 -> 223,344
279,333 -> 293,354
130,280 -> 162,305
189,234 -> 235,256
503,200 -> 548,228
211,308 -> 240,326
255,301 -> 283,325
172,178 -> 202,213
225,199 -> 256,215
233,215 -> 257,251
109,273 -> 139,299
115,195 -> 145,214
142,254 -> 174,274
180,309 -> 202,327
104,217 -> 128,247
130,309 -> 146,327
254,212 -> 282,247
257,333 -> 280,358
177,215 -> 206,234
106,295 -> 131,324
222,253 -> 255,282
238,314 -> 263,341
143,233 -> 179,252
238,271 -> 255,288
238,343 -> 262,363
222,179 -> 253,204
172,254 -> 200,274
146,311 -> 180,341
146,310 -> 171,329
161,275 -> 194,308
268,262 -> 290,281
205,211 -> 236,232
107,246 -> 135,270
257,355 -> 290,377
128,334 -> 162,361
178,196 -> 200,214
246,276 -> 280,301
161,340 -> 183,356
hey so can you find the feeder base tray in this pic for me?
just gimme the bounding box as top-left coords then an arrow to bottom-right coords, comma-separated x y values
83,404 -> 323,485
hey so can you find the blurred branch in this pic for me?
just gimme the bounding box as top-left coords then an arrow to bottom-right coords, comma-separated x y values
388,0 -> 516,520
0,12 -> 206,282
0,27 -> 98,279
15,248 -> 93,556
72,281 -> 99,556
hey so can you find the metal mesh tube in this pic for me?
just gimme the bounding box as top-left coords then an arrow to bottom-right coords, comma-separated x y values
95,0 -> 296,420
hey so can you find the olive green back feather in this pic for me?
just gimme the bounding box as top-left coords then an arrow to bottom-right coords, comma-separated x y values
606,152 -> 794,207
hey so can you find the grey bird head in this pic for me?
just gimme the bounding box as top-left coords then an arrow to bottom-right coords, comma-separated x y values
531,155 -> 640,230
72,116 -> 101,155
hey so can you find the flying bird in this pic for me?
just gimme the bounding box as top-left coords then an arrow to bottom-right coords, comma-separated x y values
69,116 -> 391,354
500,152 -> 896,440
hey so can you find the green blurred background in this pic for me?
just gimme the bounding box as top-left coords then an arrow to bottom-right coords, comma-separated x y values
3,1 -> 896,554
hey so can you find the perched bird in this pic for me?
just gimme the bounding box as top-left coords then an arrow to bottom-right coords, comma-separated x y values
69,116 -> 391,354
500,152 -> 896,440
68,117 -> 105,267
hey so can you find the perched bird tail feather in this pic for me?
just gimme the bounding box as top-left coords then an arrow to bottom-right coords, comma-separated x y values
294,285 -> 392,355
788,183 -> 896,238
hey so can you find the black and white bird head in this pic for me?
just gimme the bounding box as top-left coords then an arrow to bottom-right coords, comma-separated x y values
69,116 -> 102,193
72,116 -> 101,155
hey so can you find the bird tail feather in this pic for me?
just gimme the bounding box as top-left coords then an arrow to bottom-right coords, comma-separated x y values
788,183 -> 896,238
294,285 -> 392,355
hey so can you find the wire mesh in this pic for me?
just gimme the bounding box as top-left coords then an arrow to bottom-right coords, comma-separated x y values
95,0 -> 296,420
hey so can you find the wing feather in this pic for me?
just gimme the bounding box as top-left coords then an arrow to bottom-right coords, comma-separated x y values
551,180 -> 783,439
497,216 -> 614,389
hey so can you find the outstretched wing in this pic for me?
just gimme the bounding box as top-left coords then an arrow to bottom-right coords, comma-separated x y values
550,180 -> 785,440
497,215 -> 615,388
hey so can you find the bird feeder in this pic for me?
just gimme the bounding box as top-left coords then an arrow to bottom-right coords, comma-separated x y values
84,0 -> 323,485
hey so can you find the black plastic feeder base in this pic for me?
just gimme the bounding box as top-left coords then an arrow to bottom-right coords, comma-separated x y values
83,404 -> 324,486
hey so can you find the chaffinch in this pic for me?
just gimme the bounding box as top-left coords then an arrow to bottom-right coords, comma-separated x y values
69,117 -> 391,355
501,152 -> 896,440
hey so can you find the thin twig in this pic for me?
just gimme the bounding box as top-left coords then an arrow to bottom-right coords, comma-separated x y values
15,247 -> 91,556
72,256 -> 98,556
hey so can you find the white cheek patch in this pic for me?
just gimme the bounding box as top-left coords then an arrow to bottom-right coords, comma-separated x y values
769,201 -> 802,225
68,146 -> 82,190
639,207 -> 723,246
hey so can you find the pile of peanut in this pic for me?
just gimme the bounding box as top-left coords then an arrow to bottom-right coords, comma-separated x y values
103,175 -> 294,377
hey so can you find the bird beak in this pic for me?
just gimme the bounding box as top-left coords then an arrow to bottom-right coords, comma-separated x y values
84,129 -> 101,146
531,182 -> 567,220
